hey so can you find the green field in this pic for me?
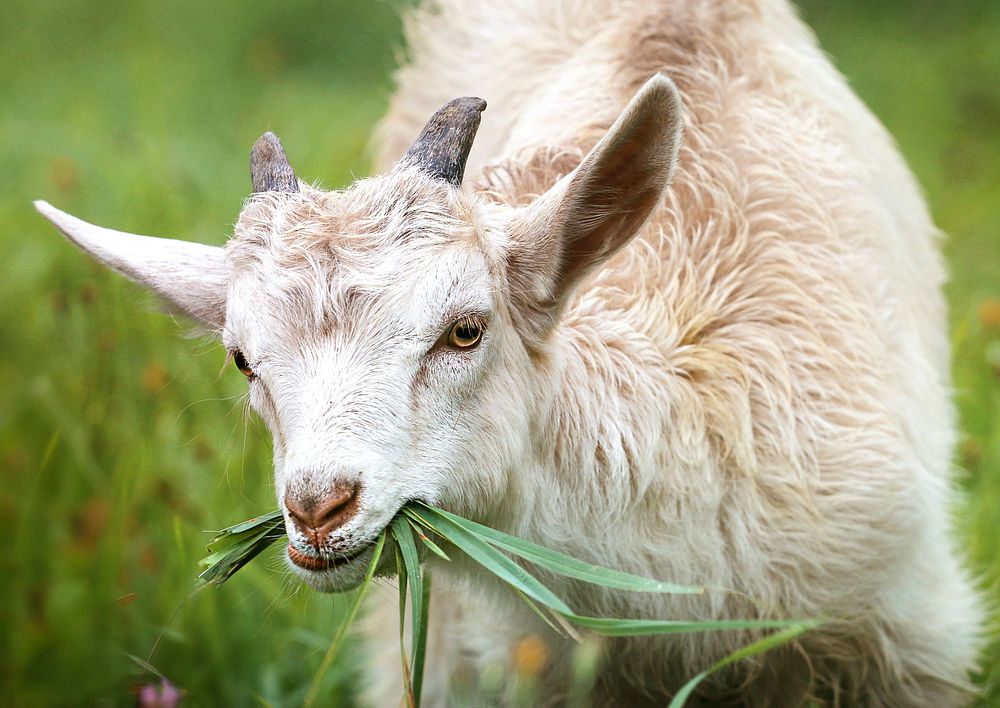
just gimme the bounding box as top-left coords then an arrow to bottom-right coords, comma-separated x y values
2,1 -> 998,705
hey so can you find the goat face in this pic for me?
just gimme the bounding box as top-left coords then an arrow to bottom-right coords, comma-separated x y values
223,173 -> 529,591
35,74 -> 683,592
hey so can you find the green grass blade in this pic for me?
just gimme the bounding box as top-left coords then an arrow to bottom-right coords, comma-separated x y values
197,524 -> 286,586
668,620 -> 822,707
414,503 -> 701,595
217,510 -> 285,535
513,588 -> 569,638
200,525 -> 277,561
402,507 -> 445,537
407,517 -> 451,561
408,507 -> 573,615
412,571 -> 431,705
196,510 -> 287,585
303,532 -> 386,708
563,615 -> 813,637
393,543 -> 415,707
392,516 -> 425,707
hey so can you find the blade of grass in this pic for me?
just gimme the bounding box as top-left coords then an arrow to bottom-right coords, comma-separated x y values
393,517 -> 424,649
408,507 -> 813,639
410,505 -> 701,595
667,620 -> 821,707
392,516 -> 424,707
407,507 -> 814,642
196,510 -> 287,586
394,543 -> 415,708
412,570 -> 431,705
197,525 -> 286,586
218,510 -> 284,535
408,507 -> 573,615
513,588 -> 569,638
199,525 -> 278,564
127,654 -> 166,679
406,510 -> 608,639
402,506 -> 446,537
564,615 -> 813,637
407,517 -> 451,561
303,532 -> 386,708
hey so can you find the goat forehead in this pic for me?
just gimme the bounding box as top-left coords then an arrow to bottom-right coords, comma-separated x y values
224,176 -> 497,346
226,231 -> 495,349
228,171 -> 477,268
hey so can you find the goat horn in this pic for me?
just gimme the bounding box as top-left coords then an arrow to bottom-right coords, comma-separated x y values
400,97 -> 487,186
250,131 -> 299,194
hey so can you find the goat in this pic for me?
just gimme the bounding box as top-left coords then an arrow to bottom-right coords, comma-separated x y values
37,0 -> 981,705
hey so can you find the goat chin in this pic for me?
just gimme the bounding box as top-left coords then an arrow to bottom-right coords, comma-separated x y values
285,547 -> 377,594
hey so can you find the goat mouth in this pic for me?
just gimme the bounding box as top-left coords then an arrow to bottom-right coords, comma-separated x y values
286,543 -> 368,572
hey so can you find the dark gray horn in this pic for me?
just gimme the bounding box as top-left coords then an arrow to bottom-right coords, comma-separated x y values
400,97 -> 487,186
250,131 -> 299,193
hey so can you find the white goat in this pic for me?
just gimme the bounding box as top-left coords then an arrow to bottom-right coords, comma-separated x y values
37,0 -> 981,705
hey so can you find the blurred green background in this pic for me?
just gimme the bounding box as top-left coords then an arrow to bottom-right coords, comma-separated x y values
1,1 -> 998,705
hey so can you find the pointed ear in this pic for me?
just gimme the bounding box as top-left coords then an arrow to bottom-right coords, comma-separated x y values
508,74 -> 683,340
35,200 -> 228,331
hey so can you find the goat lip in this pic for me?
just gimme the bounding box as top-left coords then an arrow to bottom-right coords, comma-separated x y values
286,543 -> 367,572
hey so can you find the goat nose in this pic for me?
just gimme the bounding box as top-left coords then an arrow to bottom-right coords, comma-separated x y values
284,481 -> 361,547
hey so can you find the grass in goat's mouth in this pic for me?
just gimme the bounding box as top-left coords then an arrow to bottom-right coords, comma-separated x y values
198,502 -> 819,708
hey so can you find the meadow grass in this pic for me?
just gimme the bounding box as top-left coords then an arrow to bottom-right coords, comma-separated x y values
1,1 -> 998,705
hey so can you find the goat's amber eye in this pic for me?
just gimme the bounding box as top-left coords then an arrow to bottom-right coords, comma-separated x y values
233,350 -> 254,378
447,317 -> 484,349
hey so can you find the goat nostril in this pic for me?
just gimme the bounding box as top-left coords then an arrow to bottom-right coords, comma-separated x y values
284,482 -> 361,540
313,485 -> 357,528
284,499 -> 311,532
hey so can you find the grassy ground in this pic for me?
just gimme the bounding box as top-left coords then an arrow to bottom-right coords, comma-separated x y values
1,1 -> 998,705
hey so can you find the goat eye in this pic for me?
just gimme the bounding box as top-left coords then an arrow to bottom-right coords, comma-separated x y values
233,350 -> 254,378
446,317 -> 484,349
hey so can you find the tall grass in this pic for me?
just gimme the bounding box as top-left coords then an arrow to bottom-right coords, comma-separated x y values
2,1 -> 998,705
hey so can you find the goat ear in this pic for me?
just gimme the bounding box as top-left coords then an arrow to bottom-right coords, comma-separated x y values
509,74 -> 683,338
35,200 -> 228,331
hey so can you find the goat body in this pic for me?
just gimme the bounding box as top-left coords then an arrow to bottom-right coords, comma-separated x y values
371,1 -> 981,704
37,0 -> 981,705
